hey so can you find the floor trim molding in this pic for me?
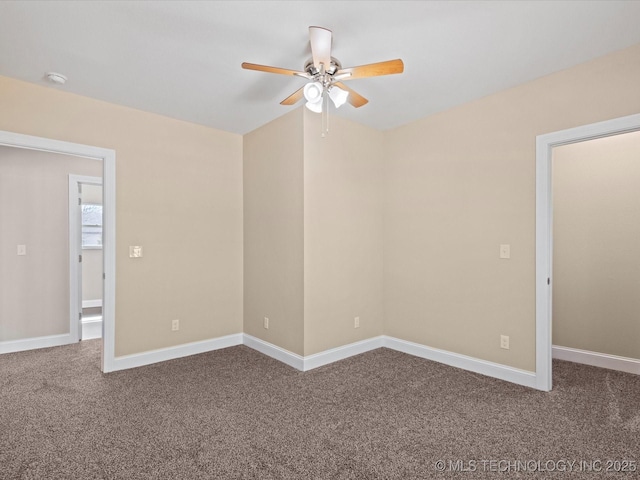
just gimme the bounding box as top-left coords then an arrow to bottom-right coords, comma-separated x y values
240,334 -> 538,388
303,336 -> 385,371
2,331 -> 543,389
0,333 -> 73,354
82,299 -> 102,309
81,317 -> 102,341
241,335 -> 385,372
242,334 -> 304,370
553,345 -> 640,375
110,333 -> 243,372
384,336 -> 538,389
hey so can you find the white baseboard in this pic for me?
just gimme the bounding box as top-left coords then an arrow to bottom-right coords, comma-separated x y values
241,334 -> 538,388
0,329 -> 545,390
81,318 -> 102,340
82,299 -> 102,309
553,345 -> 640,375
241,334 -> 385,372
383,336 -> 538,389
303,336 -> 385,371
240,333 -> 538,390
0,333 -> 74,354
242,334 -> 304,370
110,333 -> 243,372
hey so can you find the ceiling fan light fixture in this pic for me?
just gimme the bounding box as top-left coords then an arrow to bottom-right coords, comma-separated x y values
305,100 -> 323,113
303,82 -> 323,103
328,86 -> 349,108
304,81 -> 324,113
241,26 -> 404,133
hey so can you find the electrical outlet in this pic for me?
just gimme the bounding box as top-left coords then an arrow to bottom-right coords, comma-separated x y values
500,335 -> 510,350
172,319 -> 180,331
354,316 -> 360,329
499,244 -> 511,259
17,245 -> 27,256
263,317 -> 269,329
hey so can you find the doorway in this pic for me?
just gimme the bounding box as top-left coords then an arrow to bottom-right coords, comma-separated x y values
551,132 -> 640,374
0,130 -> 116,373
535,113 -> 640,391
69,176 -> 103,341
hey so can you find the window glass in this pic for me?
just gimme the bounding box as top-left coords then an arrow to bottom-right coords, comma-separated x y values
82,204 -> 103,248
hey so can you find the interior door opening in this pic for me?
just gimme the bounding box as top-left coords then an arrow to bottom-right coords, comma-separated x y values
69,176 -> 103,342
551,131 -> 640,375
0,130 -> 116,372
536,113 -> 640,391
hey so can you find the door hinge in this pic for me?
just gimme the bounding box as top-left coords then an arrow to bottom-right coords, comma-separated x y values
79,312 -> 82,320
78,197 -> 82,205
547,277 -> 550,285
79,254 -> 82,263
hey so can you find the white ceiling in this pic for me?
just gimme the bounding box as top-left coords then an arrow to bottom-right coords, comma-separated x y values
1,1 -> 639,135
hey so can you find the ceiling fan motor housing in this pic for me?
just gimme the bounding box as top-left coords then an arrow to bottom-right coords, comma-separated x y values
304,57 -> 342,78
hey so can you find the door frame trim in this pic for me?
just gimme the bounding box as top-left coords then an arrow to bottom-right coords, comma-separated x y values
535,113 -> 640,391
0,130 -> 116,373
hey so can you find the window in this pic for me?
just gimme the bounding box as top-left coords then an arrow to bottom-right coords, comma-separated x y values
82,204 -> 103,249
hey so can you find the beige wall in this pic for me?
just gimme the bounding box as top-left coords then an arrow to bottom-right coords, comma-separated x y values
384,44 -> 640,371
243,108 -> 384,357
0,75 -> 243,356
3,41 -> 640,369
0,146 -> 101,341
553,131 -> 640,359
82,184 -> 103,304
82,183 -> 103,205
243,109 -> 305,355
303,111 -> 384,355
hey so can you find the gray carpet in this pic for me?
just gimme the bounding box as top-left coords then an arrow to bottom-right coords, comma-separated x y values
1,341 -> 638,479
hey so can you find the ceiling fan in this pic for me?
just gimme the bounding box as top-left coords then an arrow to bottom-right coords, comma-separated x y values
241,26 -> 404,115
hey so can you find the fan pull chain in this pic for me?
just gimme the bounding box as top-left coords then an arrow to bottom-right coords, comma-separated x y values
321,90 -> 329,137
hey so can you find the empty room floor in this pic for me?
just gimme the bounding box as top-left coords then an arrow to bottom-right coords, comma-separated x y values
1,341 -> 638,479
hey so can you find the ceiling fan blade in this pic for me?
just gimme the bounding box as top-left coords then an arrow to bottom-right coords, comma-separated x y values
280,86 -> 305,106
336,59 -> 404,80
309,26 -> 332,70
242,62 -> 310,78
334,82 -> 369,108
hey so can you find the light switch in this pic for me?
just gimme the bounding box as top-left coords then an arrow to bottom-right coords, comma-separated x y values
129,246 -> 143,258
499,244 -> 511,259
17,244 -> 26,256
